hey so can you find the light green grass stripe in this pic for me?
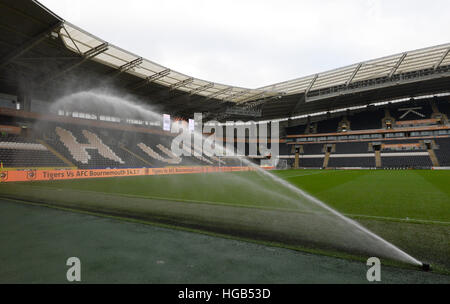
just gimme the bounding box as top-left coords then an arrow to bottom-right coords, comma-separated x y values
347,213 -> 450,225
1,184 -> 314,214
279,171 -> 334,179
3,183 -> 448,226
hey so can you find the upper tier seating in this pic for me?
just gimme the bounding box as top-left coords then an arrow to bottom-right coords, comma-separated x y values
334,142 -> 369,154
391,101 -> 434,121
282,97 -> 449,168
317,117 -> 341,133
285,97 -> 449,136
285,124 -> 305,136
436,99 -> 450,115
349,109 -> 384,130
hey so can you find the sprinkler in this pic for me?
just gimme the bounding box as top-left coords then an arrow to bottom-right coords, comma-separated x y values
421,263 -> 431,272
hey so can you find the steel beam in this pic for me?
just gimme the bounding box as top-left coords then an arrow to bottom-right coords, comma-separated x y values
306,70 -> 450,103
16,56 -> 81,62
147,69 -> 171,82
189,82 -> 214,95
346,63 -> 362,86
170,78 -> 194,91
83,43 -> 109,57
290,74 -> 318,116
434,47 -> 450,70
129,69 -> 171,90
61,24 -> 81,55
206,87 -> 233,100
289,95 -> 306,117
119,57 -> 143,72
217,93 -> 284,121
235,91 -> 267,104
0,21 -> 63,70
36,42 -> 109,87
388,53 -> 407,78
240,91 -> 285,104
225,90 -> 249,102
305,74 -> 318,96
158,83 -> 214,105
110,57 -> 143,78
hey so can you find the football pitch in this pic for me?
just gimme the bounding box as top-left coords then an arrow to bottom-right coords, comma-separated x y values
0,169 -> 449,279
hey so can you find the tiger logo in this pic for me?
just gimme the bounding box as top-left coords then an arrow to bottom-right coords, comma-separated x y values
26,170 -> 37,181
0,171 -> 8,182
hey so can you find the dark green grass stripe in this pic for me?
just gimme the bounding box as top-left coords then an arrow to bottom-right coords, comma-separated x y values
1,196 -> 437,275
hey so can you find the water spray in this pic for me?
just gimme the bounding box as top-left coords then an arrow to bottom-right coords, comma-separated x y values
50,90 -> 425,268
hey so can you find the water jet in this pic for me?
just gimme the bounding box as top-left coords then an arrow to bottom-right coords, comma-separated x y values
43,90 -> 425,268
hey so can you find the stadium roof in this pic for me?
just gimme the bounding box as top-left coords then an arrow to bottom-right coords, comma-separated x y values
61,22 -> 450,103
260,44 -> 450,95
0,0 -> 449,122
60,22 -> 282,104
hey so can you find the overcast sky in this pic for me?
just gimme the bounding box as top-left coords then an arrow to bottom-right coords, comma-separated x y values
40,0 -> 450,89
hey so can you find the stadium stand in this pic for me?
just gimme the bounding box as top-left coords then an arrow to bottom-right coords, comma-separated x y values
334,142 -> 369,154
46,124 -> 221,169
45,126 -> 142,169
302,143 -> 324,154
317,117 -> 341,133
380,155 -> 433,168
0,119 -> 212,170
0,0 -> 449,173
328,157 -> 375,168
298,157 -> 324,168
324,142 -> 375,168
1,96 -> 448,171
349,109 -> 384,131
0,135 -> 68,168
434,138 -> 450,166
283,97 -> 450,169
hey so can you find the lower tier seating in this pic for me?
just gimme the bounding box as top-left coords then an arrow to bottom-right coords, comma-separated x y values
328,157 -> 375,168
0,140 -> 67,168
434,138 -> 450,166
380,156 -> 432,168
298,157 -> 324,168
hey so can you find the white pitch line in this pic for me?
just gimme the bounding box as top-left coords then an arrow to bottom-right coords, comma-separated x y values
345,213 -> 450,225
280,170 -> 335,179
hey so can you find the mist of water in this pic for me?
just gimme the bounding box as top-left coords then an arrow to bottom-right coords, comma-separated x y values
45,89 -> 422,266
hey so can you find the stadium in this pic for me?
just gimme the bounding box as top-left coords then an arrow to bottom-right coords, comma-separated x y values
0,0 -> 449,285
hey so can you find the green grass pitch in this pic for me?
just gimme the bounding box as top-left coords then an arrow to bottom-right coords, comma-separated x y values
7,169 -> 448,222
0,169 -> 449,273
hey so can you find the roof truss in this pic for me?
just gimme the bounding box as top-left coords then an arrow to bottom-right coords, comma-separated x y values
0,21 -> 63,70
170,77 -> 194,91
